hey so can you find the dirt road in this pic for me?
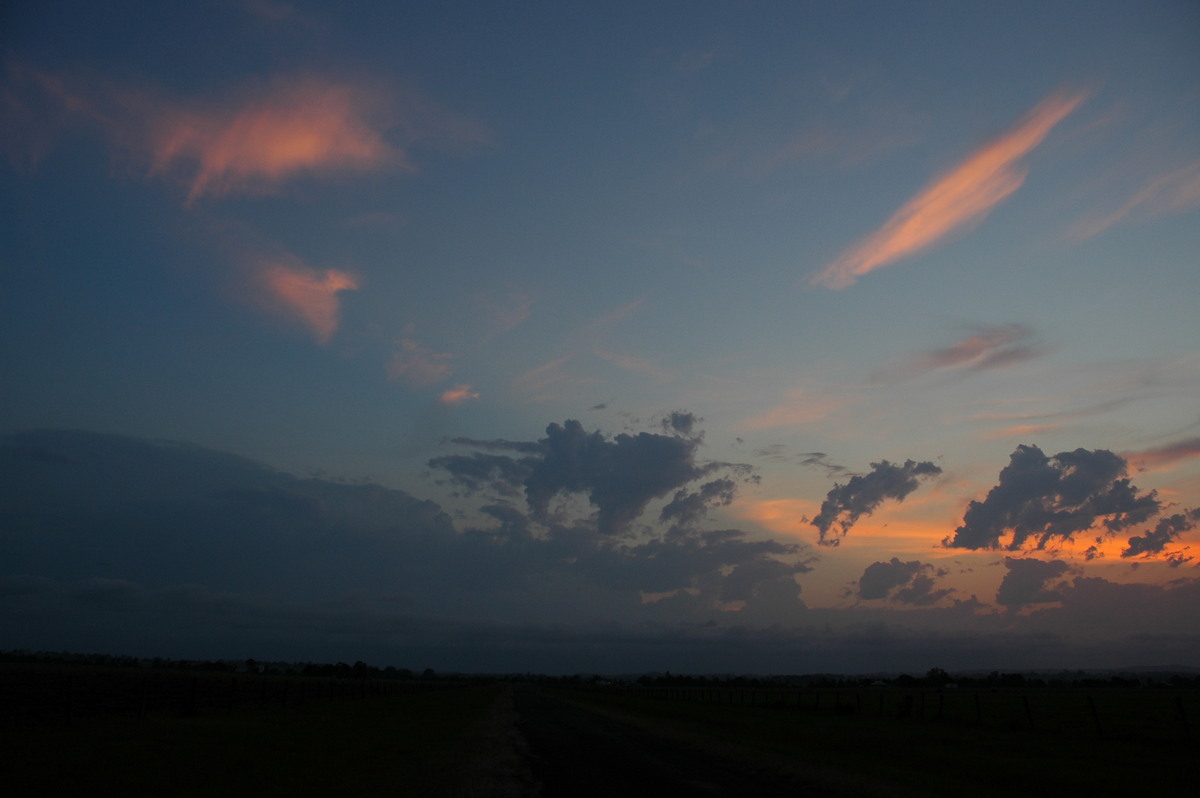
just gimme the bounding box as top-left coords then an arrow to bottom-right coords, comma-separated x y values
512,686 -> 811,797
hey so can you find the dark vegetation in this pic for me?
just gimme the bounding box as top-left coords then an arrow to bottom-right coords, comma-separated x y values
2,650 -> 1197,796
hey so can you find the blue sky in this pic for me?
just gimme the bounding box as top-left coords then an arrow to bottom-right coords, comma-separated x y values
2,1 -> 1199,673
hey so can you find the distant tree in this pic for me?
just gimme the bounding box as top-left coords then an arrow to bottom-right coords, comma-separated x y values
925,667 -> 951,687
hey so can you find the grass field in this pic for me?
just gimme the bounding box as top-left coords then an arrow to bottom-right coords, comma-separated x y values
2,683 -> 507,796
555,686 -> 1200,797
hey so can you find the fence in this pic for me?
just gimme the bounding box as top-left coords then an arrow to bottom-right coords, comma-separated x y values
604,684 -> 1197,745
0,665 -> 449,728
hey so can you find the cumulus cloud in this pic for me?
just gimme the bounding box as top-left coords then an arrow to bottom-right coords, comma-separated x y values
660,478 -> 737,527
812,459 -> 942,546
858,558 -> 953,605
995,557 -> 1071,609
1122,510 -> 1199,558
944,445 -> 1161,550
430,416 -> 755,537
813,90 -> 1085,289
523,419 -> 716,535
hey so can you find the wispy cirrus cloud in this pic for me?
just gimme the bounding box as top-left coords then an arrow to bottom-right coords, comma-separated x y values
257,260 -> 359,344
735,387 -> 845,432
594,347 -> 673,381
386,337 -> 454,387
879,323 -> 1042,382
1127,437 -> 1200,470
1069,159 -> 1200,240
813,90 -> 1086,289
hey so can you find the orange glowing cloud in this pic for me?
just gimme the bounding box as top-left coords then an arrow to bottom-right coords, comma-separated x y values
145,77 -> 398,202
5,63 -> 483,202
440,384 -> 480,405
814,90 -> 1086,289
259,260 -> 359,344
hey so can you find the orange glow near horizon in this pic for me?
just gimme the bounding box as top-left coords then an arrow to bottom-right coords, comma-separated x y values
814,90 -> 1086,289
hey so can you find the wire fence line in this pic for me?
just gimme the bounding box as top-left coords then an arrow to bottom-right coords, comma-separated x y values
594,684 -> 1197,745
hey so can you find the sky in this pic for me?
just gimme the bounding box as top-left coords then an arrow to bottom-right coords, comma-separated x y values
2,0 -> 1199,675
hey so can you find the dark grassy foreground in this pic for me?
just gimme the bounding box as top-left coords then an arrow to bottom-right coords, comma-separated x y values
2,683 -> 506,796
552,686 -> 1199,797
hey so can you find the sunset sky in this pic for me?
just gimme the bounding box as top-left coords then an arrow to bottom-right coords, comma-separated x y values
2,1 -> 1199,674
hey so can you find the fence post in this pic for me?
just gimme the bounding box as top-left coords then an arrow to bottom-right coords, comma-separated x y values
1177,696 -> 1191,742
1087,694 -> 1103,738
64,675 -> 73,727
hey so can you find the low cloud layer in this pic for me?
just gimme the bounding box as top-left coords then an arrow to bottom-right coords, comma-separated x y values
812,459 -> 942,546
996,557 -> 1072,609
2,428 -> 1196,673
944,445 -> 1160,550
858,558 -> 954,606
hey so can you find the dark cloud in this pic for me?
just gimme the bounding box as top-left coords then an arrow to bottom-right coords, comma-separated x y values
811,459 -> 942,546
6,429 -> 1197,673
1122,510 -> 1199,558
858,558 -> 953,605
426,451 -> 532,497
995,557 -> 1071,609
660,478 -> 737,527
944,445 -> 1161,550
435,418 -> 721,536
660,410 -> 701,438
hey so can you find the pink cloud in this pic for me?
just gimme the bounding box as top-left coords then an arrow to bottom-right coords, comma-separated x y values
144,77 -> 399,203
814,90 -> 1086,289
386,337 -> 454,387
5,64 -> 484,202
259,260 -> 359,344
440,384 -> 480,405
1127,437 -> 1200,470
882,324 -> 1041,381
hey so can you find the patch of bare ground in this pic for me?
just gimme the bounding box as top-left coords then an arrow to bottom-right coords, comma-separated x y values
456,684 -> 541,797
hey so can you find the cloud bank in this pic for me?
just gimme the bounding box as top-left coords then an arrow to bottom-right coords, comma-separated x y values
2,429 -> 1197,672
